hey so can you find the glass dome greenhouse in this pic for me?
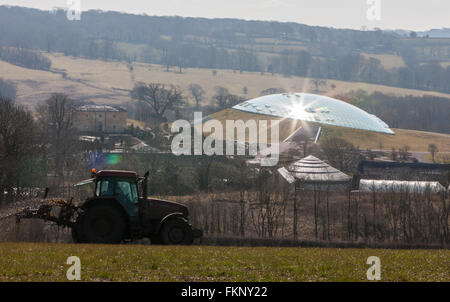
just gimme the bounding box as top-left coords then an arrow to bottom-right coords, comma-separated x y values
232,93 -> 394,134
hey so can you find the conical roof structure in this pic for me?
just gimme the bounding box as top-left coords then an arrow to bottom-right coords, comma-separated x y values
282,155 -> 351,183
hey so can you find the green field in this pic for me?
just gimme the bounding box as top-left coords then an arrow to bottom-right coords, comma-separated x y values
0,243 -> 448,281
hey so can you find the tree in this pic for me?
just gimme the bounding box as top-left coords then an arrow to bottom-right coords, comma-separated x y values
213,86 -> 244,110
36,93 -> 78,182
409,31 -> 418,38
260,87 -> 286,96
130,83 -> 184,122
428,144 -> 439,162
213,86 -> 230,109
320,137 -> 360,172
391,148 -> 398,161
311,78 -> 327,92
0,97 -> 40,203
398,145 -> 411,162
0,78 -> 16,100
188,84 -> 205,110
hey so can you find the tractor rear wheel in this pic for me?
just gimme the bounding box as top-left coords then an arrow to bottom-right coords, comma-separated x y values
160,218 -> 193,245
71,210 -> 87,243
71,226 -> 80,243
78,205 -> 126,244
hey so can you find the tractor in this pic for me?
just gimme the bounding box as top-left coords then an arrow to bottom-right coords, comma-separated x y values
15,169 -> 202,245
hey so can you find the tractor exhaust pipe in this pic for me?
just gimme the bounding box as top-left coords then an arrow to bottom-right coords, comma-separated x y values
43,187 -> 49,199
143,171 -> 149,199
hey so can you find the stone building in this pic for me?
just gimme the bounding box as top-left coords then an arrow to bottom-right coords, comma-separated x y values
74,105 -> 127,133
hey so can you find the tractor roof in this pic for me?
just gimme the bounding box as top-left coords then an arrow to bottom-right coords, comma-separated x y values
95,170 -> 137,179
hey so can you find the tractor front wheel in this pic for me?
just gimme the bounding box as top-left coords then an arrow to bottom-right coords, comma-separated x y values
160,218 -> 193,245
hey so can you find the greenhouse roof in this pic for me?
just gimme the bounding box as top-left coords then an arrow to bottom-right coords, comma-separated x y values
358,179 -> 446,194
233,93 -> 394,134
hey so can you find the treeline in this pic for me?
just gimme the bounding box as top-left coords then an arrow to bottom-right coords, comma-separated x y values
0,7 -> 398,56
0,46 -> 51,70
336,90 -> 450,134
1,6 -> 450,93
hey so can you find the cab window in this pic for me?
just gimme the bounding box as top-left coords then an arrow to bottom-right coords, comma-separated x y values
115,180 -> 138,204
96,179 -> 114,196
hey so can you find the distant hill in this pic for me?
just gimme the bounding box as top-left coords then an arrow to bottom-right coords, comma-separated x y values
0,5 -> 449,94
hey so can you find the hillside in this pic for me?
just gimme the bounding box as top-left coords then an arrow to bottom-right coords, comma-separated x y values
0,6 -> 450,94
3,52 -> 450,111
209,109 -> 450,153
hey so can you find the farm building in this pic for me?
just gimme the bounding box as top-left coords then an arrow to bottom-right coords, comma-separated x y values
272,155 -> 352,192
74,105 -> 127,133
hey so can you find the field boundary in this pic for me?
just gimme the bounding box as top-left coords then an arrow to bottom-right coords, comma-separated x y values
199,236 -> 449,250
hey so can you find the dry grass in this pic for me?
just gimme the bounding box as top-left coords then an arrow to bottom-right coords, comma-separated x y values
361,53 -> 406,69
0,242 -> 447,281
322,127 -> 450,152
209,109 -> 450,152
2,52 -> 450,110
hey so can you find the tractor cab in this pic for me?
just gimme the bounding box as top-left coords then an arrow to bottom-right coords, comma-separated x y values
92,169 -> 141,217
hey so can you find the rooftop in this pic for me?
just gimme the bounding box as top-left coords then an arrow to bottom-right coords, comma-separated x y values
358,179 -> 446,194
96,170 -> 137,178
77,105 -> 126,112
279,155 -> 352,183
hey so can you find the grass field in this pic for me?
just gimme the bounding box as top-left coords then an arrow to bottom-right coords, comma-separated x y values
0,242 -> 448,281
3,52 -> 450,110
361,53 -> 406,70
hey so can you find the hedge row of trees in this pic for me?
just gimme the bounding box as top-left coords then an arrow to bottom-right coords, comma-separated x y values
0,46 -> 51,70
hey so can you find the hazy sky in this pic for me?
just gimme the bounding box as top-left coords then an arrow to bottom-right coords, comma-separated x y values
0,0 -> 448,31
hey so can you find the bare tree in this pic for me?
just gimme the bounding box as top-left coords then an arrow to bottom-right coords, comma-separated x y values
320,137 -> 360,172
0,97 -> 39,204
398,145 -> 411,162
311,78 -> 327,92
188,84 -> 205,110
428,144 -> 439,162
213,86 -> 244,110
36,94 -> 77,183
130,82 -> 184,122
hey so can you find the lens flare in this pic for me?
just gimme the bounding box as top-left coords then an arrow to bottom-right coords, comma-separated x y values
105,154 -> 121,165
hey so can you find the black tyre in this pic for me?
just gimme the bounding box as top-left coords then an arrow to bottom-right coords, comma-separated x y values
71,210 -> 87,243
71,226 -> 80,243
160,218 -> 193,245
79,205 -> 126,244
